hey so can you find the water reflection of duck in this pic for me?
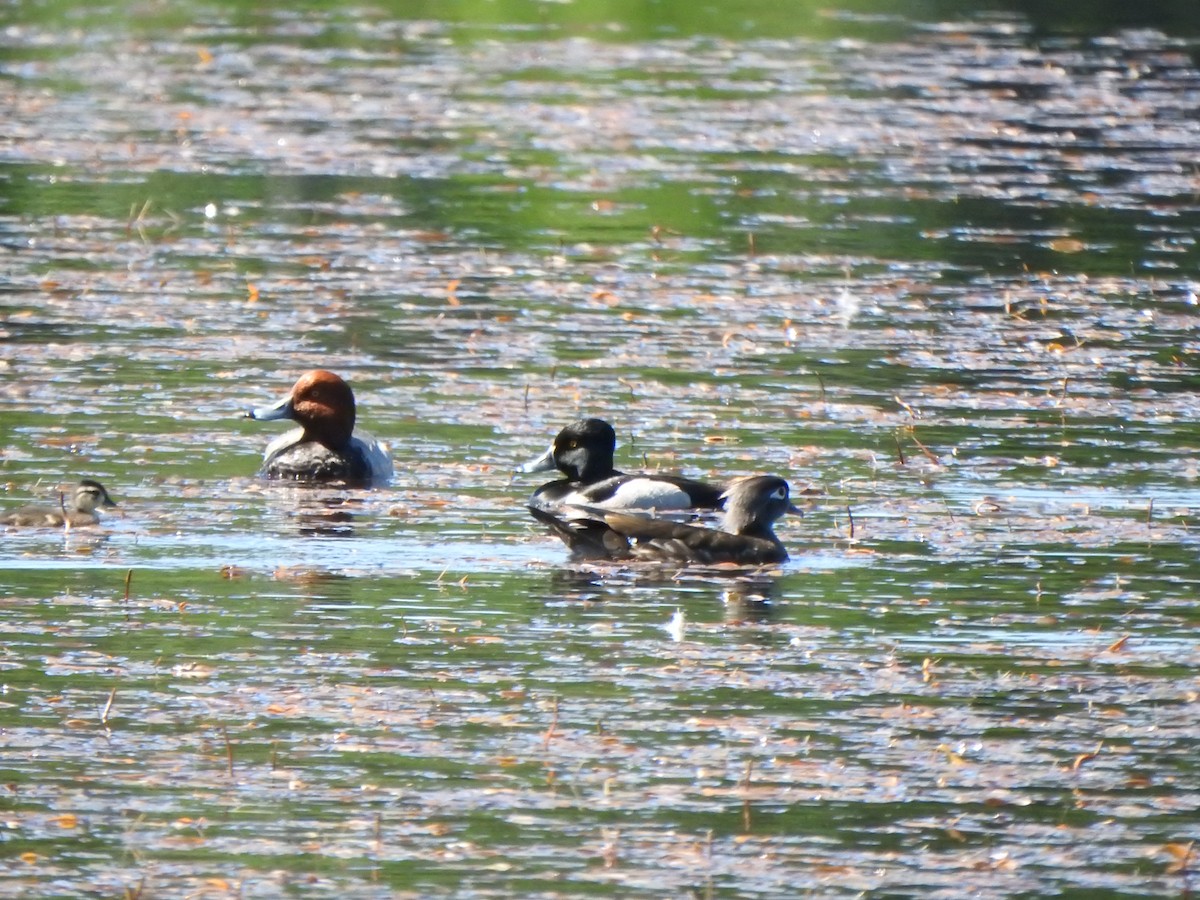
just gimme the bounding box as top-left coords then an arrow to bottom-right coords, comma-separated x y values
245,369 -> 393,485
529,475 -> 799,566
1,479 -> 118,527
518,418 -> 725,511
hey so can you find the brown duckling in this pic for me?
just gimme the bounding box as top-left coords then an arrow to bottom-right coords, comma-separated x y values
2,479 -> 118,528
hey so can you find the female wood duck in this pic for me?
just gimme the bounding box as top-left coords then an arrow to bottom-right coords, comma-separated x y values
518,417 -> 725,511
245,369 -> 393,485
529,474 -> 799,566
1,479 -> 118,528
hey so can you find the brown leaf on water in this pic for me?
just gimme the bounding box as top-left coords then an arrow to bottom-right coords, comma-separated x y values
935,743 -> 966,766
1072,742 -> 1104,770
1163,842 -> 1194,874
812,865 -> 853,876
1106,634 -> 1130,653
246,283 -> 259,303
53,813 -> 78,828
446,279 -> 461,306
1048,238 -> 1086,253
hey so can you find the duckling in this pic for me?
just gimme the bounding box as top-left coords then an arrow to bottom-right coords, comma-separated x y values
1,479 -> 118,528
518,418 -> 725,511
529,475 -> 799,566
245,369 -> 393,484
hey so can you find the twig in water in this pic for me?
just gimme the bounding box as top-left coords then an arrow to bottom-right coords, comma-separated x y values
846,506 -> 855,540
910,432 -> 941,466
221,726 -> 234,778
542,696 -> 560,750
894,395 -> 919,419
601,828 -> 619,868
894,434 -> 907,466
942,498 -> 956,522
101,688 -> 117,726
1146,498 -> 1157,551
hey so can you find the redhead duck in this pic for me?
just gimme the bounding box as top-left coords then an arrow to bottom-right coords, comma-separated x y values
518,418 -> 725,511
245,369 -> 393,484
529,475 -> 799,566
2,479 -> 118,528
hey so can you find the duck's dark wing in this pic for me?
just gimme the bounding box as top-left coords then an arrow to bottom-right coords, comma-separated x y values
601,512 -> 787,566
529,479 -> 576,508
263,440 -> 376,484
527,505 -> 634,560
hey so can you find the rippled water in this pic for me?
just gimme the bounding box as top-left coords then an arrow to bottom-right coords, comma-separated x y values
3,2 -> 1200,897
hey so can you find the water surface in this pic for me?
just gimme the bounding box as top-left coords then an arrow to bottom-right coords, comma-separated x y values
2,1 -> 1200,896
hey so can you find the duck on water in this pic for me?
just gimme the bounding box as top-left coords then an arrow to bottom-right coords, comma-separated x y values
246,369 -> 393,485
518,418 -> 725,512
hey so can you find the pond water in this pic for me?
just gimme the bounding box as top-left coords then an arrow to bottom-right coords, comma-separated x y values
2,0 -> 1200,896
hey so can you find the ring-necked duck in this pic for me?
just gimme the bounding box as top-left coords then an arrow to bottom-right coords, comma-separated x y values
518,418 -> 725,511
1,479 -> 118,528
529,474 -> 799,566
245,369 -> 393,484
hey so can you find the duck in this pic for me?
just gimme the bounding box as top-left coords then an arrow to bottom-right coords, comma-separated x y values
529,474 -> 799,566
1,479 -> 118,528
518,418 -> 726,511
245,369 -> 393,484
